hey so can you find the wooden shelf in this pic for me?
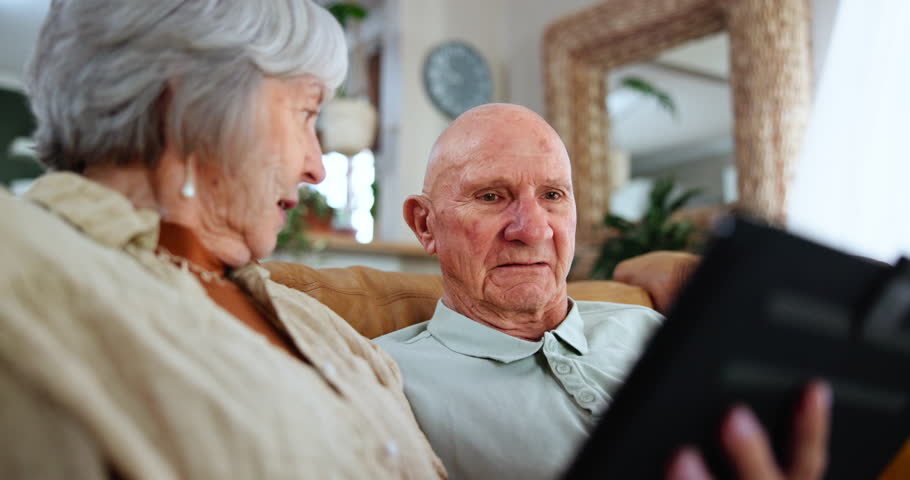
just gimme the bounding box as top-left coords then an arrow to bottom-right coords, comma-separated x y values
306,232 -> 431,258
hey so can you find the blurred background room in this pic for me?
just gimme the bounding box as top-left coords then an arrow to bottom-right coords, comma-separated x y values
2,0 -> 907,278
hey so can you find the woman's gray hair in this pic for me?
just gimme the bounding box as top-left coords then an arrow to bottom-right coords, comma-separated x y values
27,0 -> 348,172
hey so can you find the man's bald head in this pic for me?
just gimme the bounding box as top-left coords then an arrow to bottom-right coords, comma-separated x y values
403,103 -> 576,339
422,103 -> 571,196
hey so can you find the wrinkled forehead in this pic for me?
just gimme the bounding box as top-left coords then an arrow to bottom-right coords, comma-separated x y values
463,149 -> 569,179
426,107 -> 573,194
445,137 -> 573,191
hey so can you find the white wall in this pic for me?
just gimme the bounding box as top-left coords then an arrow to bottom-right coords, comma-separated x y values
0,0 -> 49,91
649,154 -> 734,205
610,61 -> 732,161
812,0 -> 842,87
378,0 -> 511,242
500,0 -> 601,115
377,0 -> 597,243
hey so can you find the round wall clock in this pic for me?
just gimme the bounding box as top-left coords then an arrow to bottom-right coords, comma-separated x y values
423,41 -> 493,119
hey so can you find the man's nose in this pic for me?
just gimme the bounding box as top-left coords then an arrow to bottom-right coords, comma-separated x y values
503,198 -> 554,244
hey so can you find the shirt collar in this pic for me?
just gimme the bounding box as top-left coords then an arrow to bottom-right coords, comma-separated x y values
552,300 -> 589,355
426,298 -> 588,363
23,173 -> 271,287
24,172 -> 160,251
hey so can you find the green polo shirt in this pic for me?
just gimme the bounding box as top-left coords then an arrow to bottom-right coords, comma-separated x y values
375,299 -> 663,480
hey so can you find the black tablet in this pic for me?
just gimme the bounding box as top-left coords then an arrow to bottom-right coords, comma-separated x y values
563,216 -> 910,479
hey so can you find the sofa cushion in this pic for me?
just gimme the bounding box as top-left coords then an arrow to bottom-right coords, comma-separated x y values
566,280 -> 652,306
263,261 -> 653,339
264,262 -> 443,339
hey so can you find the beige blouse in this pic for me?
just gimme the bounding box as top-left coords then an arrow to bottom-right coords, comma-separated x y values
0,173 -> 445,479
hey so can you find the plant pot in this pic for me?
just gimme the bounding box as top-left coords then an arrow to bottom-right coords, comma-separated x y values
304,210 -> 334,234
318,97 -> 378,156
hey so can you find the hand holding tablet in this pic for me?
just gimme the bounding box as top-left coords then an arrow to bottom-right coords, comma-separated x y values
564,217 -> 910,479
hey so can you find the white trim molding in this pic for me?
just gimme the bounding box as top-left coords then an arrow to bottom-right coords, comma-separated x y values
0,70 -> 24,91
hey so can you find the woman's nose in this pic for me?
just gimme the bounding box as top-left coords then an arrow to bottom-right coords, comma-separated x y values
301,134 -> 326,185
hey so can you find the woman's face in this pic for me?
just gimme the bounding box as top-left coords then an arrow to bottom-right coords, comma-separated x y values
196,75 -> 326,266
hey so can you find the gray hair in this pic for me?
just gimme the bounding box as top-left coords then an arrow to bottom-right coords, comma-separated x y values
27,0 -> 348,172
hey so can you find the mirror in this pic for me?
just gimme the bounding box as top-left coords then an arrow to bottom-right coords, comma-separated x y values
544,0 -> 813,252
607,33 -> 734,221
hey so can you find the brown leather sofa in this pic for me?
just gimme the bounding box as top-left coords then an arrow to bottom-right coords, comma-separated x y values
262,259 -> 909,479
263,261 -> 652,339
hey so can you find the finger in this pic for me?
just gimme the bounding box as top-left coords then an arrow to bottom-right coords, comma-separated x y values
666,447 -> 714,480
787,380 -> 832,480
721,405 -> 782,480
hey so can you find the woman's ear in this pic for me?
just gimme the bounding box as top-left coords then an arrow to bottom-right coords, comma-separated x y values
403,195 -> 436,255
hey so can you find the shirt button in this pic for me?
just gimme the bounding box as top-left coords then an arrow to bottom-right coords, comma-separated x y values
579,391 -> 596,404
384,440 -> 400,459
555,363 -> 572,375
323,362 -> 337,380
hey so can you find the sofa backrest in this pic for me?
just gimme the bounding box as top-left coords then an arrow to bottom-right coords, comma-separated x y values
263,261 -> 653,339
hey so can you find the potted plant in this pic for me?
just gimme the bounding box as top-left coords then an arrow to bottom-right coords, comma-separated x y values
590,177 -> 701,280
319,2 -> 377,156
275,187 -> 336,251
299,187 -> 335,233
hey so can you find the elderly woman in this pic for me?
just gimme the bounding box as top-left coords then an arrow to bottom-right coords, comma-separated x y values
0,0 -> 443,478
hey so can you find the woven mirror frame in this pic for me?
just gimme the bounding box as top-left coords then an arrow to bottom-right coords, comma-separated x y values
543,0 -> 812,248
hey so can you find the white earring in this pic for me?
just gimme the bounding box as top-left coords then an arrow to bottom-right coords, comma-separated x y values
180,158 -> 196,198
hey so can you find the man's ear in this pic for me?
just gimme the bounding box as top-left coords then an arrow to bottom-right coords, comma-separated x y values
403,195 -> 436,255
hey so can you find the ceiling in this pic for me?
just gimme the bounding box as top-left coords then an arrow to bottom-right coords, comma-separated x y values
657,32 -> 729,79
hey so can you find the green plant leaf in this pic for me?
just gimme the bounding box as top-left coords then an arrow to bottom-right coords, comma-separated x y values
590,177 -> 702,279
276,205 -> 311,251
604,214 -> 634,231
327,3 -> 368,28
276,187 -> 338,251
370,181 -> 379,219
655,92 -> 678,118
649,177 -> 675,207
669,187 -> 705,213
619,76 -> 678,117
298,187 -> 334,219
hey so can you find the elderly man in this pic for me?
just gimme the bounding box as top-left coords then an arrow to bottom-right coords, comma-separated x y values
376,104 -> 830,480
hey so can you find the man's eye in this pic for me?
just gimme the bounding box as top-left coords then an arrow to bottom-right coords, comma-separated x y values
479,193 -> 499,202
544,191 -> 562,200
301,109 -> 318,121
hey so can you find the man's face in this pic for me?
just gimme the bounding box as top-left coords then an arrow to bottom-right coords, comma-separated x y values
427,128 -> 576,314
